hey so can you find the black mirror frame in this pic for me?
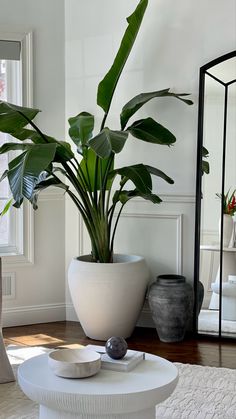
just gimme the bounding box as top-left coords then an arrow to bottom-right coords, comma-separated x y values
194,50 -> 236,338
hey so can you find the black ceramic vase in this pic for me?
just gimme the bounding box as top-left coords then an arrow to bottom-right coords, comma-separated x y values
148,274 -> 193,343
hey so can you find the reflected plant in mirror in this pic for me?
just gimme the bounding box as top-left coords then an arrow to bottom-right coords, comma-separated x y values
216,188 -> 236,215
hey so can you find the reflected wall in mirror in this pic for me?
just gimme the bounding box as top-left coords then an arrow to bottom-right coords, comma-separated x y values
194,51 -> 236,338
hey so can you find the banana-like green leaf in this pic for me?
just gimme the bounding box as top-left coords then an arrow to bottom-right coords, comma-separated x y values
127,117 -> 176,145
0,142 -> 34,154
0,101 -> 40,133
10,127 -> 48,144
113,189 -> 162,205
68,112 -> 94,150
79,148 -> 113,191
110,164 -> 152,194
8,127 -> 74,162
202,160 -> 210,175
120,89 -> 193,129
7,143 -> 58,204
0,198 -> 13,216
202,146 -> 210,175
0,169 -> 8,182
30,177 -> 68,210
89,128 -> 128,159
202,146 -> 209,158
0,101 -> 74,162
145,165 -> 174,184
97,0 -> 148,113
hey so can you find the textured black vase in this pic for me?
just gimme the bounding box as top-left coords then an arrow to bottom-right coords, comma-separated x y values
148,274 -> 193,343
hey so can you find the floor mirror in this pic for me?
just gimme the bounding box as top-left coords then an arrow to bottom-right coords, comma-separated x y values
194,51 -> 236,338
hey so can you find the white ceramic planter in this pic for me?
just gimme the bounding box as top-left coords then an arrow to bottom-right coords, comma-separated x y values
219,214 -> 234,247
68,254 -> 149,340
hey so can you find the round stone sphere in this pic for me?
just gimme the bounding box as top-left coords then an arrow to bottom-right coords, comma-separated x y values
105,337 -> 128,359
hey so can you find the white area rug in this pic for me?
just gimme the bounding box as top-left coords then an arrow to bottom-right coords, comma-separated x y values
0,345 -> 235,419
199,309 -> 236,336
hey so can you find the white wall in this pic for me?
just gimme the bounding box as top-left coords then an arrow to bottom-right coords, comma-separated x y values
65,0 -> 236,324
1,0 -> 66,326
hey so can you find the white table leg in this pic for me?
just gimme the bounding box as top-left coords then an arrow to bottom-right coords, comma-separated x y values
40,405 -> 155,419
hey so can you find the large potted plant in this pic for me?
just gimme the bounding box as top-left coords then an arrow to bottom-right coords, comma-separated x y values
0,0 -> 192,340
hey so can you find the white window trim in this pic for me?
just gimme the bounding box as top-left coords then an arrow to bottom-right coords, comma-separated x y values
1,31 -> 34,267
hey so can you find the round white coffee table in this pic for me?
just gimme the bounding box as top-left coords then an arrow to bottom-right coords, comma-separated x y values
18,352 -> 178,419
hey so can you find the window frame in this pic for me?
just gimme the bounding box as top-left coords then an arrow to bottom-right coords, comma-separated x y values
0,32 -> 34,267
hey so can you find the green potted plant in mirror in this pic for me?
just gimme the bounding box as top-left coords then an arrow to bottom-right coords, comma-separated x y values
0,0 -> 193,340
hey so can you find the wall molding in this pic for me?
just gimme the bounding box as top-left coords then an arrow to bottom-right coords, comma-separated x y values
38,188 -> 66,202
77,211 -> 183,274
130,194 -> 195,204
118,212 -> 183,275
68,189 -> 195,204
2,303 -> 66,327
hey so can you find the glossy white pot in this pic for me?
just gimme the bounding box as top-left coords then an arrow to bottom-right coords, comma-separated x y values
68,254 -> 149,340
219,214 -> 234,247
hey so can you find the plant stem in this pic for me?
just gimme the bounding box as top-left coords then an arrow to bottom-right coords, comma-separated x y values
110,203 -> 125,254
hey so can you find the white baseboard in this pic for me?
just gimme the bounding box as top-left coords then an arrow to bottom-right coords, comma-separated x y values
2,303 -> 66,327
66,302 -> 78,322
2,301 -> 154,329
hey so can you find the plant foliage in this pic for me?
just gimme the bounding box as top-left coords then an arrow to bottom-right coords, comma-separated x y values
0,0 -> 193,262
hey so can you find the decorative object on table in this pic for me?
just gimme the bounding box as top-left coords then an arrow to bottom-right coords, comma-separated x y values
148,274 -> 193,342
0,257 -> 15,383
101,350 -> 145,372
48,348 -> 101,378
216,188 -> 236,247
0,0 -> 193,341
105,336 -> 128,359
86,344 -> 145,372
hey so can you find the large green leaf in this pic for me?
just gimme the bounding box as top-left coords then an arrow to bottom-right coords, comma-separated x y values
68,112 -> 94,151
0,142 -> 34,154
0,198 -> 13,216
127,117 -> 176,145
110,164 -> 152,194
7,143 -> 58,204
89,128 -> 128,158
202,161 -> 209,175
30,176 -> 68,210
6,127 -> 74,161
113,189 -> 162,205
97,0 -> 148,113
0,101 -> 40,133
145,165 -> 174,184
120,89 -> 193,129
79,148 -> 113,191
0,101 -> 74,161
202,146 -> 210,175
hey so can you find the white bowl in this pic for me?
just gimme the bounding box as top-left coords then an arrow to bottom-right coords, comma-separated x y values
48,348 -> 101,378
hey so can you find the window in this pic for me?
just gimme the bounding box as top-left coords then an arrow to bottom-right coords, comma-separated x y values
0,33 -> 34,265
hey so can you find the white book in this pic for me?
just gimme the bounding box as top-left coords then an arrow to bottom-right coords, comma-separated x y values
86,345 -> 145,372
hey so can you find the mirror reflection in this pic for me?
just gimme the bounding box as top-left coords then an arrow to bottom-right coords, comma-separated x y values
198,54 -> 236,337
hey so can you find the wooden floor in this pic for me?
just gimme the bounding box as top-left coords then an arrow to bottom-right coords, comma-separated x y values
3,321 -> 236,369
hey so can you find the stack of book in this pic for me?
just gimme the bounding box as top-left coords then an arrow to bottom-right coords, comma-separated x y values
86,344 -> 145,372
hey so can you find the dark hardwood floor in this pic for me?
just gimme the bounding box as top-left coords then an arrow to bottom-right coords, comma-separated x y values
3,321 -> 236,369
